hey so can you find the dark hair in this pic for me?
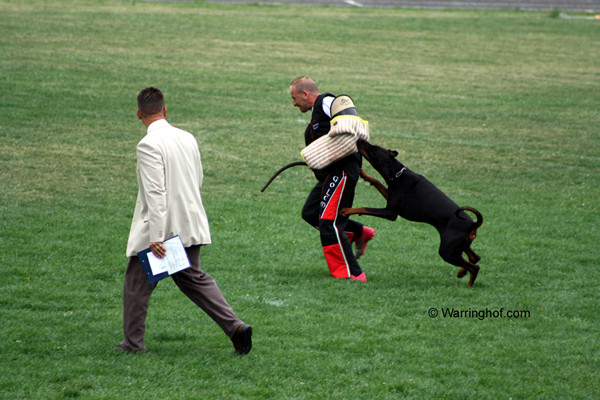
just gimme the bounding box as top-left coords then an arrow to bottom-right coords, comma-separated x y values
137,87 -> 165,117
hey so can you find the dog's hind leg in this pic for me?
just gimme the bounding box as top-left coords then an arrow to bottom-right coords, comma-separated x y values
457,247 -> 481,279
453,264 -> 479,286
465,247 -> 481,264
451,258 -> 479,287
465,262 -> 480,287
439,246 -> 480,287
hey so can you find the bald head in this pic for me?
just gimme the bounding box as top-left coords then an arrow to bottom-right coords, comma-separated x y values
290,76 -> 320,113
290,76 -> 319,94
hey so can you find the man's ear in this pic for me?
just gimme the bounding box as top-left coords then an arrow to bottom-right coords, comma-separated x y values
163,106 -> 167,118
137,109 -> 143,120
390,150 -> 399,158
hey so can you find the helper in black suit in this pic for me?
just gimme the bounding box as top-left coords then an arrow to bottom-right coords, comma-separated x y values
289,76 -> 375,281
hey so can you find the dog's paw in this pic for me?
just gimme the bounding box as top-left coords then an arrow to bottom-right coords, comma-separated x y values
456,268 -> 467,279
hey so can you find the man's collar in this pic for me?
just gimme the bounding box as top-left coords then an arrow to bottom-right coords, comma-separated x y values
147,118 -> 169,133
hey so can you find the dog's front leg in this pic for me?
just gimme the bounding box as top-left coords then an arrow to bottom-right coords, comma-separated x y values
340,207 -> 365,217
360,169 -> 388,200
340,207 -> 397,221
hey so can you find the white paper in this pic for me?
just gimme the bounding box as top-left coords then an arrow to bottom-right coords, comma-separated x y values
147,236 -> 191,276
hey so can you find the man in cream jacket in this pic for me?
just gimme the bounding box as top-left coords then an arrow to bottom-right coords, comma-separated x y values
118,87 -> 252,355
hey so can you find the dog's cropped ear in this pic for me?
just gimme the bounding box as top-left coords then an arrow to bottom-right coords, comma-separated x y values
389,150 -> 399,158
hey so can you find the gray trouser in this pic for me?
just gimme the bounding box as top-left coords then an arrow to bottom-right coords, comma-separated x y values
119,245 -> 244,352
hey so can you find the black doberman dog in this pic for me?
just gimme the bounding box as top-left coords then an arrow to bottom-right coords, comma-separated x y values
341,139 -> 483,287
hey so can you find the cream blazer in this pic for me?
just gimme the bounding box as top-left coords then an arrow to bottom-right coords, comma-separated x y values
126,119 -> 211,257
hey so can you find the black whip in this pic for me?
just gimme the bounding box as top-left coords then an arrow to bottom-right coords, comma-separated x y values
260,161 -> 307,192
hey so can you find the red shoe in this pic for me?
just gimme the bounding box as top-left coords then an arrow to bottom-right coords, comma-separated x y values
350,272 -> 367,282
354,226 -> 375,259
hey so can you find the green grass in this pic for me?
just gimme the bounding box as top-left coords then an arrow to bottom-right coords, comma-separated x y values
1,0 -> 599,398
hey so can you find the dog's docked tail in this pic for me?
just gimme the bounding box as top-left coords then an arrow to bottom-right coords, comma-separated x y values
457,206 -> 483,230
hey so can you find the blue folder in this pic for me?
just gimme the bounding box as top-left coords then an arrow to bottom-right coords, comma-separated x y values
138,246 -> 169,284
137,236 -> 189,284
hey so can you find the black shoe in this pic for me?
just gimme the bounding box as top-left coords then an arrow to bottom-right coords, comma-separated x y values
232,324 -> 252,355
116,343 -> 144,353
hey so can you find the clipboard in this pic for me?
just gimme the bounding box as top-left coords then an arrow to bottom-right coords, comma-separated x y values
137,236 -> 191,284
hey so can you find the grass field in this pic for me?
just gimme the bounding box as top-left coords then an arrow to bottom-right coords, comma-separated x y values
1,0 -> 599,398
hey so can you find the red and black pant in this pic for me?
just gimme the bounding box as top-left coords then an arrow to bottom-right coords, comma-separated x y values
302,160 -> 364,278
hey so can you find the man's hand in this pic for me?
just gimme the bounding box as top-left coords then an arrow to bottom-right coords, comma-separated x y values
150,242 -> 166,259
